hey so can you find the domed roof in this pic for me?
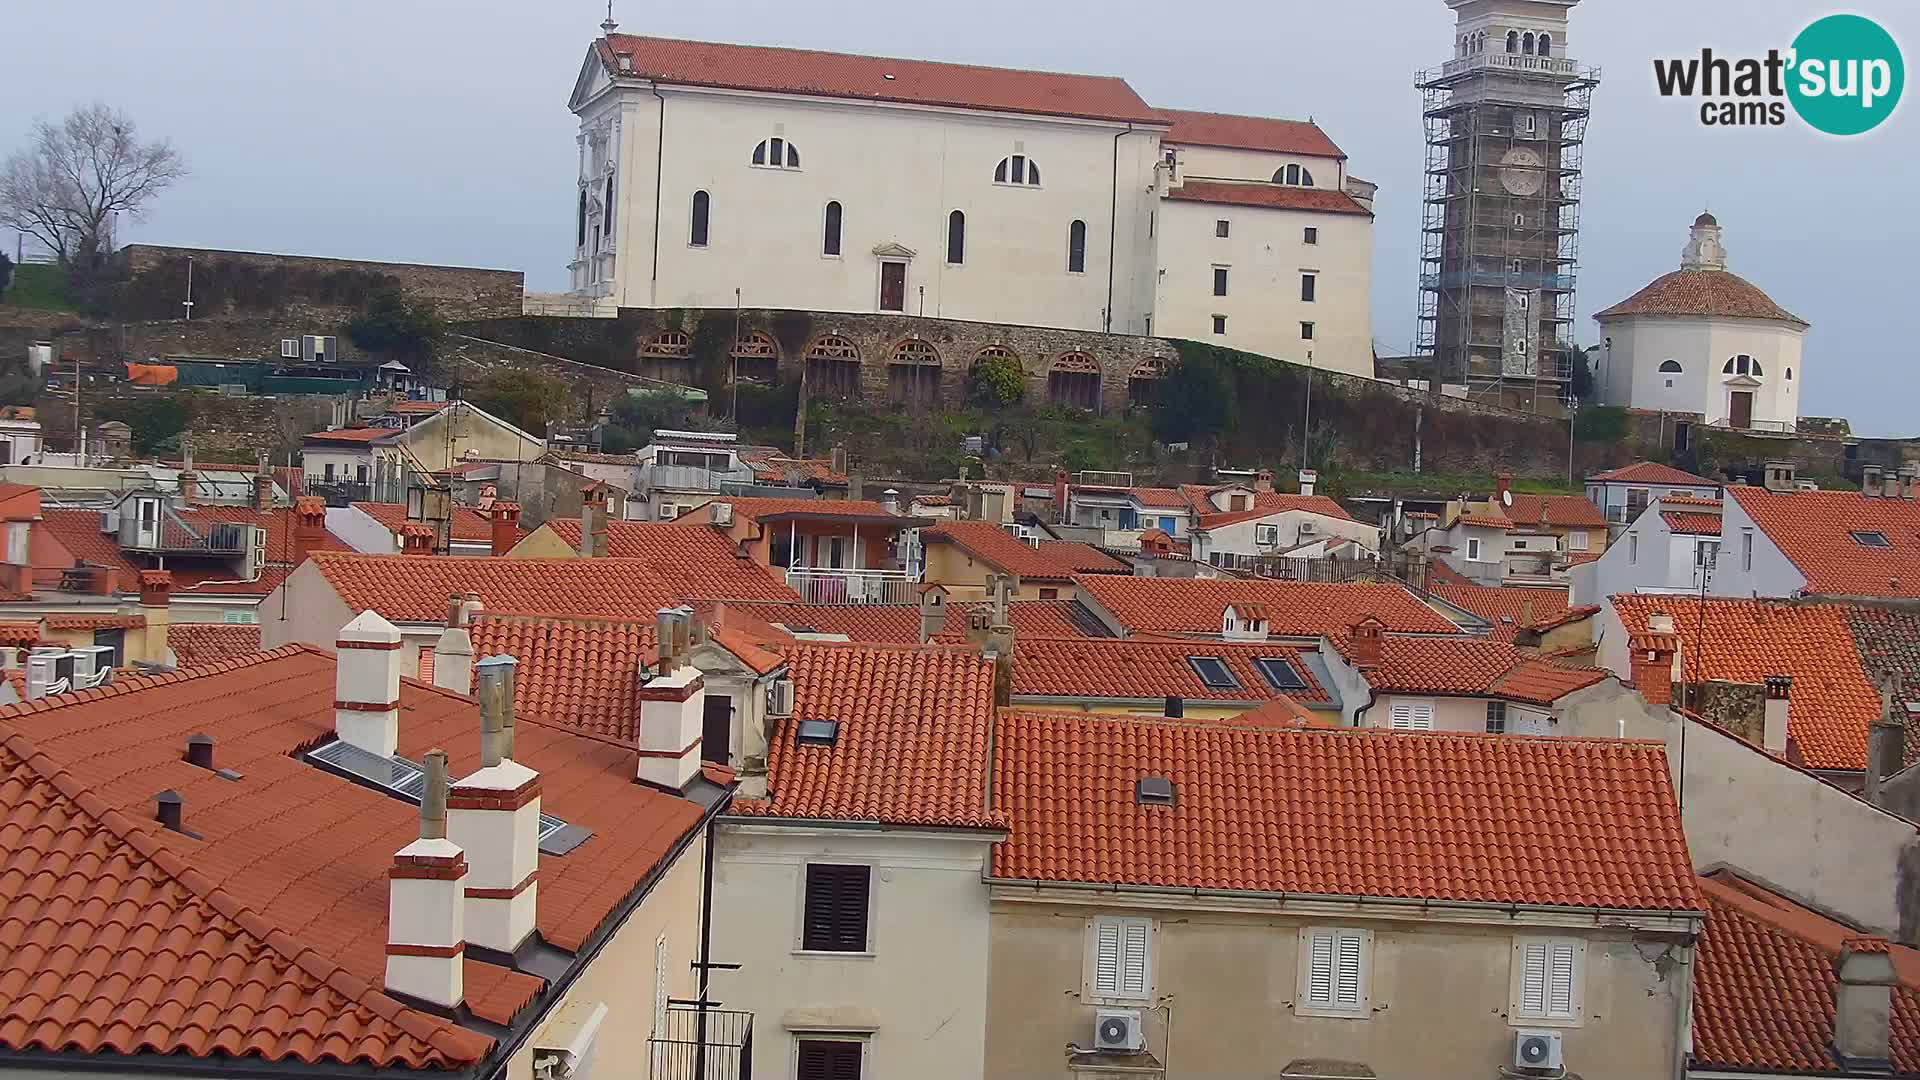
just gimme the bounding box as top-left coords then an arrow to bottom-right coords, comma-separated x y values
1694,211 -> 1718,227
1594,268 -> 1807,328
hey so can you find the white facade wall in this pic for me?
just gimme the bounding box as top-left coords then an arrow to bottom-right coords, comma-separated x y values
1584,479 -> 1718,526
1704,496 -> 1807,599
580,80 -> 1163,334
1574,504 -> 1716,605
1194,509 -> 1378,560
325,506 -> 401,554
1173,144 -> 1344,190
301,445 -> 381,486
1596,314 -> 1805,429
710,823 -> 998,1080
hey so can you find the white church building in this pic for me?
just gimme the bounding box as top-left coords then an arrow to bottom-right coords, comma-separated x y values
1591,213 -> 1809,432
566,29 -> 1377,378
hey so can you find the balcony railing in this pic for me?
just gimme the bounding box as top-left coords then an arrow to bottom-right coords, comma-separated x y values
785,567 -> 919,605
648,1005 -> 752,1080
644,464 -> 759,493
1435,52 -> 1586,80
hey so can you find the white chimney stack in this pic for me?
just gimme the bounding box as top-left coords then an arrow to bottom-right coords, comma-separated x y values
432,593 -> 476,695
1834,937 -> 1897,1071
335,611 -> 404,757
386,749 -> 466,1009
449,655 -> 540,953
1762,675 -> 1791,755
1298,469 -> 1318,498
637,609 -> 706,791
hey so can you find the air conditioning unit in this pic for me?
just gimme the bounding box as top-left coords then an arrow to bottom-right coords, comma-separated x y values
1299,521 -> 1316,536
767,677 -> 795,718
1093,1009 -> 1143,1053
98,510 -> 119,534
281,339 -> 300,359
531,1001 -> 608,1080
1513,1029 -> 1563,1071
709,501 -> 734,527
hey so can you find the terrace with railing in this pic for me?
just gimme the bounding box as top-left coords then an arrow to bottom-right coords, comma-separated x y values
785,567 -> 920,605
647,1004 -> 752,1080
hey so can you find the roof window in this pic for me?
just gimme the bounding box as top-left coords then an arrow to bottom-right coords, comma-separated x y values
306,739 -> 589,855
1136,776 -> 1176,806
1253,657 -> 1307,691
1851,530 -> 1892,548
797,718 -> 840,745
1185,655 -> 1240,690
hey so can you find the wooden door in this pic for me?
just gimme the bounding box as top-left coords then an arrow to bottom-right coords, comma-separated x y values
1729,391 -> 1753,429
879,262 -> 906,311
701,695 -> 732,764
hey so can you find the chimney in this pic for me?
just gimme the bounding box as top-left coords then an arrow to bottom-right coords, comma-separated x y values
1294,469 -> 1313,498
177,470 -> 198,506
1901,465 -> 1920,501
1867,678 -> 1907,807
1495,473 -> 1513,508
989,574 -> 1012,628
1053,469 -> 1071,524
1255,469 -> 1274,494
578,488 -> 608,557
1629,616 -> 1680,708
1520,595 -> 1535,628
1765,460 -> 1798,494
1165,695 -> 1184,718
830,444 -> 848,478
449,655 -> 540,953
400,523 -> 435,555
985,600 -> 1014,709
185,733 -> 215,770
433,594 -> 476,695
637,609 -> 706,791
154,790 -> 187,834
139,570 -> 171,664
335,610 -> 404,757
252,452 -> 274,512
1348,616 -> 1384,670
1762,675 -> 1792,756
294,496 -> 328,564
181,433 -> 194,475
880,488 -> 900,515
1863,465 -> 1885,496
847,472 -> 864,502
386,749 -> 467,1010
490,501 -> 521,557
918,586 -> 948,644
1834,937 -> 1898,1072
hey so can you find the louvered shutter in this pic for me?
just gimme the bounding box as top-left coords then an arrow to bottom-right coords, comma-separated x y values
1409,700 -> 1434,730
1519,942 -> 1550,1015
1120,920 -> 1150,996
1093,920 -> 1122,995
1389,702 -> 1415,731
802,864 -> 871,952
1306,931 -> 1336,1005
1547,942 -> 1577,1016
1334,932 -> 1364,1006
417,645 -> 434,685
796,1039 -> 863,1080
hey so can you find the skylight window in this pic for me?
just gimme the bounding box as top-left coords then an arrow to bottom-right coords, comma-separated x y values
1185,656 -> 1240,690
305,739 -> 590,855
1253,657 -> 1307,691
1136,776 -> 1176,806
797,719 -> 840,745
1851,530 -> 1892,548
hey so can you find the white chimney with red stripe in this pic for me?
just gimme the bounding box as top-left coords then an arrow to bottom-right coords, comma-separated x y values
335,611 -> 403,757
449,655 -> 540,953
386,749 -> 466,1009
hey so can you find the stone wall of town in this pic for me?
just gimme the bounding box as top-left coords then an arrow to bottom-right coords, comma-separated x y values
116,245 -> 524,321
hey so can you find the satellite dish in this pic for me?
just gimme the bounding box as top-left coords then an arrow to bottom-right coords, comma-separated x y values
1501,490 -> 1514,507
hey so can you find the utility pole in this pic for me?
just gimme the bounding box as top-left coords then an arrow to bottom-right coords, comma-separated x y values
182,255 -> 194,322
731,287 -> 742,423
73,351 -> 81,460
1301,351 -> 1315,469
1566,395 -> 1577,485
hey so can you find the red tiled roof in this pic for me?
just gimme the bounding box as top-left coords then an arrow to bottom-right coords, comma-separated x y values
1661,495 -> 1723,509
1229,698 -> 1337,729
1457,512 -> 1515,530
1612,595 -> 1880,770
1693,874 -> 1920,1074
384,401 -> 446,415
1506,493 -> 1607,529
0,725 -> 492,1068
352,501 -> 506,543
1012,638 -> 1328,703
667,495 -> 905,525
1160,109 -> 1345,157
302,426 -> 400,444
1729,485 -> 1920,598
1428,582 -> 1570,642
731,643 -> 1001,829
0,622 -> 41,647
1564,550 -> 1602,566
736,449 -> 846,487
990,713 -> 1701,909
1595,269 -> 1808,326
36,507 -> 348,599
1075,576 -> 1460,637
599,34 -> 1161,124
44,613 -> 144,631
469,614 -> 653,740
1663,510 -> 1723,536
304,552 -> 681,623
167,622 -> 262,666
1338,635 -> 1608,704
542,520 -> 800,601
1195,493 -> 1356,530
1589,461 -> 1717,486
1166,180 -> 1372,216
1036,540 -> 1131,574
1078,485 -> 1191,511
923,521 -> 1117,582
721,599 -> 1110,644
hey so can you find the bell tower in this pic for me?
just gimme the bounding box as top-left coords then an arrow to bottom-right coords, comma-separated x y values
1415,0 -> 1598,410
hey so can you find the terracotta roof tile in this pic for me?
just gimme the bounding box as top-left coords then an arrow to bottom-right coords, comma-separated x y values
1160,109 -> 1345,157
736,449 -> 846,486
1334,636 -> 1609,704
1195,493 -> 1356,530
1013,638 -> 1328,703
1229,698 -> 1337,729
990,712 -> 1701,908
1428,582 -> 1570,642
1595,269 -> 1808,326
667,495 -> 906,525
167,623 -> 263,666
731,643 -> 1000,829
1729,485 -> 1920,598
1076,576 -> 1459,637
0,622 -> 41,647
1588,462 -> 1717,486
1457,512 -> 1515,530
1165,180 -> 1372,216
1693,874 -> 1920,1074
1838,604 -> 1920,766
43,613 -> 144,631
1035,540 -> 1131,574
1662,510 -> 1723,536
1506,493 -> 1606,529
0,646 -> 705,1053
598,34 -> 1161,124
1612,595 -> 1880,770
542,520 -> 800,601
37,507 -> 348,599
306,552 -> 682,623
725,599 -> 1111,644
923,521 -> 1121,581
352,501 -> 507,543
302,426 -> 400,444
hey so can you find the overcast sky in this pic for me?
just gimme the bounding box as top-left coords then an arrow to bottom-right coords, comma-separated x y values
9,2 -> 1913,434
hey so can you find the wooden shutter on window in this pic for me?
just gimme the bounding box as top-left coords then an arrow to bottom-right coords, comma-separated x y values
1093,920 -> 1122,994
1520,941 -> 1550,1015
796,1039 -> 863,1080
1305,929 -> 1365,1008
802,864 -> 871,952
1389,701 -> 1433,731
1121,920 -> 1150,996
1548,942 -> 1577,1016
1094,917 -> 1150,997
1335,932 -> 1364,1006
1306,931 -> 1336,1004
417,646 -> 434,685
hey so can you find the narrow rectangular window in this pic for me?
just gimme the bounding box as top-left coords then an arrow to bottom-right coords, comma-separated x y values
1215,219 -> 1230,238
1299,927 -> 1369,1017
1304,226 -> 1318,245
823,201 -> 843,256
1067,219 -> 1087,273
1743,530 -> 1754,571
1301,273 -> 1317,302
1628,534 -> 1638,564
690,190 -> 710,247
1485,700 -> 1507,734
801,864 -> 870,952
1091,916 -> 1152,999
1467,536 -> 1482,561
796,1039 -> 863,1080
1301,321 -> 1315,341
1212,315 -> 1227,335
1213,267 -> 1229,297
947,210 -> 965,264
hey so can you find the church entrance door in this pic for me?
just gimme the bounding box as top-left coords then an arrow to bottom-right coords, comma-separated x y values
1728,391 -> 1753,430
879,261 -> 906,312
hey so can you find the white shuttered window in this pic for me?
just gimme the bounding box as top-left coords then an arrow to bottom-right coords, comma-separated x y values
1090,916 -> 1153,1000
1388,699 -> 1435,731
1297,927 -> 1370,1017
1512,938 -> 1583,1024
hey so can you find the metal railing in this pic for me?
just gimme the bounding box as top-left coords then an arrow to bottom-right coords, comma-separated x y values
1209,553 -> 1379,583
644,464 -> 758,493
648,1005 -> 752,1080
1434,53 -> 1588,80
1704,417 -> 1796,434
785,567 -> 919,605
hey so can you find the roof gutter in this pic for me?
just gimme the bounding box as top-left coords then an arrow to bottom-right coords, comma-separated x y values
0,1048 -> 437,1080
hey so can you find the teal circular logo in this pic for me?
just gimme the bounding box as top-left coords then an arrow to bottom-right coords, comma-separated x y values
1788,14 -> 1904,135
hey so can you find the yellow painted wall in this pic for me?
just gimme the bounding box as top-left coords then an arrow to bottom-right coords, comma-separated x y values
505,525 -> 579,559
921,544 -> 1075,602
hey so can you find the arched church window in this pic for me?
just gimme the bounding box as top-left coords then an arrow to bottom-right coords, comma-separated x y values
1067,219 -> 1087,273
823,201 -> 843,257
690,191 -> 710,247
947,210 -> 966,264
1275,164 -> 1313,186
994,155 -> 1041,186
751,138 -> 801,169
577,188 -> 588,248
1524,32 -> 1536,55
1538,32 -> 1553,56
603,175 -> 615,236
1507,30 -> 1520,53
1786,367 -> 1794,381
1659,360 -> 1682,373
1722,354 -> 1761,377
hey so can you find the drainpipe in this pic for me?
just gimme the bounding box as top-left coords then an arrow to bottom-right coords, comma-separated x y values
650,86 -> 667,307
1105,125 -> 1133,333
692,790 -> 733,1080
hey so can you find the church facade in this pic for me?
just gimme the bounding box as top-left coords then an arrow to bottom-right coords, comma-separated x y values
1592,214 -> 1809,432
567,32 -> 1376,379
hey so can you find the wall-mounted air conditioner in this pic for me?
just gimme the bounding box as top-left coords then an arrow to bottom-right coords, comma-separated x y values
1513,1029 -> 1563,1072
1093,1009 -> 1143,1053
767,677 -> 795,717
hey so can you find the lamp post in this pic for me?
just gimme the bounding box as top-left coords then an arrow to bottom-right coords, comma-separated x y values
182,255 -> 194,322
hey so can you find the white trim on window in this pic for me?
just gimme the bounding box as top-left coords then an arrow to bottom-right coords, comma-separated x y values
1297,927 -> 1371,1018
1388,699 -> 1435,731
1466,536 -> 1483,561
1088,915 -> 1154,1003
1511,937 -> 1585,1026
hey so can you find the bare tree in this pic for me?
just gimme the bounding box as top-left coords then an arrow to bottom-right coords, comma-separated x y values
0,103 -> 185,264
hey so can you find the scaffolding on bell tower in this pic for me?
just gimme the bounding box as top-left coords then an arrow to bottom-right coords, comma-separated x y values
1415,45 -> 1599,413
